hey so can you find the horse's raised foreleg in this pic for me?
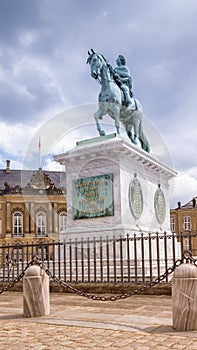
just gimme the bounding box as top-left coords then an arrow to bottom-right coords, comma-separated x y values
94,110 -> 106,136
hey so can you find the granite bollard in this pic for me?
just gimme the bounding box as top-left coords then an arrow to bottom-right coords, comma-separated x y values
23,265 -> 50,317
172,263 -> 197,331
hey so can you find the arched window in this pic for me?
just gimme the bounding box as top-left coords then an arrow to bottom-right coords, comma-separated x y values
13,212 -> 23,236
59,212 -> 67,232
36,212 -> 46,236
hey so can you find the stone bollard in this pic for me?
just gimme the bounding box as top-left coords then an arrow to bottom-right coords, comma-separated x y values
23,265 -> 50,317
172,263 -> 197,331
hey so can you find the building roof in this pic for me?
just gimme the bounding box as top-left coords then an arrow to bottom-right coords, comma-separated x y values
0,162 -> 66,195
174,196 -> 197,210
0,169 -> 65,189
181,197 -> 197,209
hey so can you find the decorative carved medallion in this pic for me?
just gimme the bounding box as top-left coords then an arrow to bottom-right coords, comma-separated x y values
128,173 -> 143,219
154,184 -> 166,224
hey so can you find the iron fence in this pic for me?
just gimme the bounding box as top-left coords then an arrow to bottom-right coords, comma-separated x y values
0,232 -> 196,283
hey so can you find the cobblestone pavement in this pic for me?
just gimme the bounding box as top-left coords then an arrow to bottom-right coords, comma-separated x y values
0,292 -> 197,349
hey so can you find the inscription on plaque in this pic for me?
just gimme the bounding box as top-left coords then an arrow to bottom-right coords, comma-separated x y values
72,174 -> 114,219
128,173 -> 143,219
154,185 -> 166,224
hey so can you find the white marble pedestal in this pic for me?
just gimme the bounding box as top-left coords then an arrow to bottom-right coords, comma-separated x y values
172,263 -> 197,331
54,134 -> 176,239
23,265 -> 50,317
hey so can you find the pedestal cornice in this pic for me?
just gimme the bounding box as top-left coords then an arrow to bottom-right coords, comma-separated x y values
54,134 -> 176,179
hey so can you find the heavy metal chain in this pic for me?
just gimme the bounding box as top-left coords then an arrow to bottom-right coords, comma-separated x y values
0,260 -> 34,295
0,251 -> 196,301
40,254 -> 185,301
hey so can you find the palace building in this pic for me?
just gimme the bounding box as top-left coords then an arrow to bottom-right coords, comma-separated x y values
0,160 -> 66,244
1,158 -> 197,256
170,197 -> 197,256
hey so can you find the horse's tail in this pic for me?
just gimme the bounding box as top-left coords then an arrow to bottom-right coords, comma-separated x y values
139,121 -> 150,153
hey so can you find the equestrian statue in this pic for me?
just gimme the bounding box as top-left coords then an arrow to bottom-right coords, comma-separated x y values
87,49 -> 150,153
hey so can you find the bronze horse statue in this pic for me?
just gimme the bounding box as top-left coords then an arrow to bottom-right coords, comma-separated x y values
87,50 -> 150,152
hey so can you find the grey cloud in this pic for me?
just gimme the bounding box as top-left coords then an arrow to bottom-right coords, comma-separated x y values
0,0 -> 197,197
0,0 -> 43,43
0,57 -> 64,124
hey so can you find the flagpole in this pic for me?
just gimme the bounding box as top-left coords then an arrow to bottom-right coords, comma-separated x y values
38,137 -> 41,167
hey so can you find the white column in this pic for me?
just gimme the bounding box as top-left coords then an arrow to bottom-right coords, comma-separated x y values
48,203 -> 53,234
6,201 -> 11,234
53,203 -> 58,234
30,203 -> 35,234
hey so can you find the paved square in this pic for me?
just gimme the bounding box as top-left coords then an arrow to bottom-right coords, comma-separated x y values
0,292 -> 197,349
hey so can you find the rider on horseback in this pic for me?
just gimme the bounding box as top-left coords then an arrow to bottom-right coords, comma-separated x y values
87,49 -> 150,152
113,55 -> 134,109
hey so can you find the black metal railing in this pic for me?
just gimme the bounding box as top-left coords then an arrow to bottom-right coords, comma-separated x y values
0,232 -> 196,283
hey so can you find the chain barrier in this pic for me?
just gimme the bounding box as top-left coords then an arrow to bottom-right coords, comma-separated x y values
0,251 -> 196,300
0,259 -> 34,295
40,250 -> 196,301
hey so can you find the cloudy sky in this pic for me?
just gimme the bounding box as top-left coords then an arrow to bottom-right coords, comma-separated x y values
0,0 -> 197,208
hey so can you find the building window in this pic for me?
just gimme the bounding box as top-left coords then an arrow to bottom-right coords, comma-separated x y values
183,216 -> 191,231
36,212 -> 46,236
170,217 -> 176,232
13,212 -> 23,237
59,212 -> 67,232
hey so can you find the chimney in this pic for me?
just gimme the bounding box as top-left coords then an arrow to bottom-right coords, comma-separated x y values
192,197 -> 196,208
177,201 -> 181,209
6,160 -> 10,173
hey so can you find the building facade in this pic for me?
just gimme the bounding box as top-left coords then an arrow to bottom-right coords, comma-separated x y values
1,159 -> 197,257
0,160 -> 66,245
170,197 -> 197,256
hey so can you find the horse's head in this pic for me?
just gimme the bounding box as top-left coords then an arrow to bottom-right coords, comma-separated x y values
87,49 -> 106,80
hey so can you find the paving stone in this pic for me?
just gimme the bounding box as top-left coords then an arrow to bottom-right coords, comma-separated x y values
0,292 -> 197,349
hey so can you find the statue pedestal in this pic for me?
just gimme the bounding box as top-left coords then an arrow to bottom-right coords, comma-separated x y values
54,134 -> 176,239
